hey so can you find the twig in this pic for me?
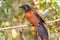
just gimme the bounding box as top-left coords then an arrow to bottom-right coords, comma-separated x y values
0,25 -> 29,30
22,34 -> 26,40
46,19 -> 60,24
54,28 -> 59,40
0,18 -> 60,30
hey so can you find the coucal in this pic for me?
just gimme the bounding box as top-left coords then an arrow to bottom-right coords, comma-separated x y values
20,5 -> 49,40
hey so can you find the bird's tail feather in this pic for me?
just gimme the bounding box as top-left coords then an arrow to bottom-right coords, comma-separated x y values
37,24 -> 49,40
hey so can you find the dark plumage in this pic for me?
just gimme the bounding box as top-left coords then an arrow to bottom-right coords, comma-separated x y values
20,5 -> 49,40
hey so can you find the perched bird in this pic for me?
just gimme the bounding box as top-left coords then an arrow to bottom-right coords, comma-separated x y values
20,5 -> 49,40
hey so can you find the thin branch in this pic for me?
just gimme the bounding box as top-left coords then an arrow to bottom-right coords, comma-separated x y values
0,25 -> 29,30
22,34 -> 26,40
0,18 -> 60,30
46,19 -> 60,24
54,28 -> 59,40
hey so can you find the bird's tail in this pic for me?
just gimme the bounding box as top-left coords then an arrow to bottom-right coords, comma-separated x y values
36,24 -> 49,40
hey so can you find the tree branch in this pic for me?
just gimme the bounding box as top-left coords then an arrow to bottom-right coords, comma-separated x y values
0,18 -> 60,30
0,25 -> 29,30
46,19 -> 60,24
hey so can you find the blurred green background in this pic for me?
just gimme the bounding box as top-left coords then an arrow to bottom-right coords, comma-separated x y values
0,0 -> 60,40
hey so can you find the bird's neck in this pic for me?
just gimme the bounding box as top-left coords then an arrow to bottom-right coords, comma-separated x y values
23,7 -> 30,12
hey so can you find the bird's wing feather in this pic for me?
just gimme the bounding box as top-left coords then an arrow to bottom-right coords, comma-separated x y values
33,10 -> 45,23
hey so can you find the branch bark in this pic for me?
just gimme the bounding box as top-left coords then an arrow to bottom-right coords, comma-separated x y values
0,18 -> 60,30
54,28 -> 59,40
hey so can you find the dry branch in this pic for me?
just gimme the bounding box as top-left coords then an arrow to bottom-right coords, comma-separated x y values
0,18 -> 60,30
46,19 -> 60,24
0,25 -> 29,30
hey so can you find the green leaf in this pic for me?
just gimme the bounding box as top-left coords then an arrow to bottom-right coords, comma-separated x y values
54,2 -> 60,9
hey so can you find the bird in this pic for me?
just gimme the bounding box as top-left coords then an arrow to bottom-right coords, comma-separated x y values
20,4 -> 49,40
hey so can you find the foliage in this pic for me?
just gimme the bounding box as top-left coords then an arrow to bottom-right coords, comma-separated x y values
0,0 -> 60,40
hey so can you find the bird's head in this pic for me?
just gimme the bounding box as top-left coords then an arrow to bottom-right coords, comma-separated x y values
19,5 -> 30,12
